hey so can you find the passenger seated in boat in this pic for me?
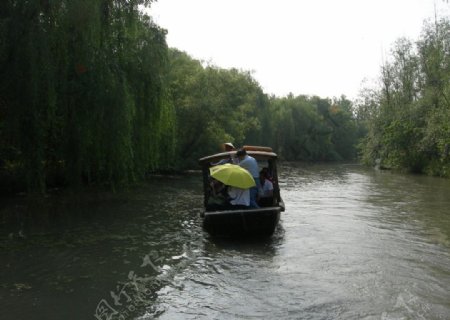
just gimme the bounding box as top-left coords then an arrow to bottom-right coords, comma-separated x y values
228,186 -> 250,209
260,167 -> 273,183
207,179 -> 228,209
258,168 -> 274,207
206,180 -> 250,211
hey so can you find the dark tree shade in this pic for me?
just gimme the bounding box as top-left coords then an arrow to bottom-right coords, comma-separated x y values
0,0 -> 175,192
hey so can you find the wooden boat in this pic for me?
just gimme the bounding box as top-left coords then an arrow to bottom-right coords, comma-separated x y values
199,146 -> 285,237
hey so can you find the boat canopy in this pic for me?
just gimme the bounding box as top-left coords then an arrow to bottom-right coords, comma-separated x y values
199,150 -> 277,166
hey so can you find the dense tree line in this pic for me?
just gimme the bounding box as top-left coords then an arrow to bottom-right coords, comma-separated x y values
0,1 -> 364,193
167,49 -> 266,168
1,0 -> 175,192
267,94 -> 358,161
0,1 -> 373,193
166,49 -> 360,167
356,18 -> 450,177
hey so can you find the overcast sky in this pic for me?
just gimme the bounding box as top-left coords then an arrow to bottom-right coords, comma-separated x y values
147,0 -> 449,100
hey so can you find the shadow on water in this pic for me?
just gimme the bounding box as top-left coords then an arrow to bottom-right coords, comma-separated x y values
0,173 -> 206,320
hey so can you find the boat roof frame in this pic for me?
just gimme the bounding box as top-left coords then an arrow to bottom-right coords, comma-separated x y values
198,150 -> 278,166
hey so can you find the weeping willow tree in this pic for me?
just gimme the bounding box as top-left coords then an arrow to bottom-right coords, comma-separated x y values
0,0 -> 175,192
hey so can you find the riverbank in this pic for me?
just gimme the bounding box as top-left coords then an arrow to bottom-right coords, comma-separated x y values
0,167 -> 199,198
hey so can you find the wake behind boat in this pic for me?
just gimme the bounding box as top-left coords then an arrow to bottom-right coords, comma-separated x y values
199,146 -> 285,236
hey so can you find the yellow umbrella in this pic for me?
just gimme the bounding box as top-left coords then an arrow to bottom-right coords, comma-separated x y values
209,164 -> 256,189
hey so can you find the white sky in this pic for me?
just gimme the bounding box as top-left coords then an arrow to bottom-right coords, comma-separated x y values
147,0 -> 449,100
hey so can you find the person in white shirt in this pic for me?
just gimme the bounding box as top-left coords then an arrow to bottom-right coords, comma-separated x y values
206,181 -> 250,211
236,149 -> 259,208
228,186 -> 250,207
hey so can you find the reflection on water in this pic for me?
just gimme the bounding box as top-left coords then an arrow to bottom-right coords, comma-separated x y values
1,165 -> 450,319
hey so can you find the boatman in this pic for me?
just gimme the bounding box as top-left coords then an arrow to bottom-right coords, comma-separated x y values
223,142 -> 236,152
211,142 -> 238,166
236,148 -> 260,208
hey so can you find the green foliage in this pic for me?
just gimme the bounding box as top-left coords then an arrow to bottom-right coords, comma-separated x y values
167,49 -> 265,168
357,18 -> 450,176
166,52 -> 360,165
267,95 -> 358,161
0,1 -> 363,193
0,0 -> 175,192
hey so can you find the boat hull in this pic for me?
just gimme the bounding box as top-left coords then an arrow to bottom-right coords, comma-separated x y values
202,207 -> 281,237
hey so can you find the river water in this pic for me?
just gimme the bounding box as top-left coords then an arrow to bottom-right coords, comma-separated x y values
1,163 -> 449,319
